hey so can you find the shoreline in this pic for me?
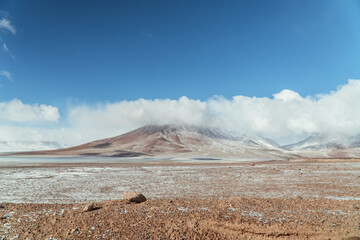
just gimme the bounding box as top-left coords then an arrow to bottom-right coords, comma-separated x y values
1,156 -> 360,169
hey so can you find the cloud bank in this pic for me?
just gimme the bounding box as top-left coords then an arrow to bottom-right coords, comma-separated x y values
68,79 -> 360,145
1,80 -> 360,151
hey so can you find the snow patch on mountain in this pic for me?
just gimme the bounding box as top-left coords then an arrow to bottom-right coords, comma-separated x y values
283,133 -> 360,150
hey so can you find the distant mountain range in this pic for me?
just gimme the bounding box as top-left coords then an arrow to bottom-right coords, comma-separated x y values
283,133 -> 360,158
3,125 -> 360,159
283,133 -> 360,150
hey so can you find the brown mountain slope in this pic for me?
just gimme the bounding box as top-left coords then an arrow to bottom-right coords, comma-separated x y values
9,125 -> 292,159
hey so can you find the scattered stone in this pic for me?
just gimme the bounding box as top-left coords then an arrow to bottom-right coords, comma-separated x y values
69,228 -> 79,234
123,191 -> 147,203
82,203 -> 95,212
1,214 -> 9,220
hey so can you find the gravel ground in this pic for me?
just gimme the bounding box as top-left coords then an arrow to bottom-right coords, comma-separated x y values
1,158 -> 359,239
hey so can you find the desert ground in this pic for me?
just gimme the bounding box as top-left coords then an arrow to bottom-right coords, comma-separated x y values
1,157 -> 360,239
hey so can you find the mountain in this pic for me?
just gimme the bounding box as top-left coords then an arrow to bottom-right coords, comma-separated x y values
283,133 -> 360,158
9,125 -> 360,159
9,124 -> 291,159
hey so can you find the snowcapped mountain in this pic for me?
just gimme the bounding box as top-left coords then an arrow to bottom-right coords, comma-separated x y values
283,133 -> 360,150
6,125 -> 360,159
7,124 -> 290,159
283,133 -> 360,158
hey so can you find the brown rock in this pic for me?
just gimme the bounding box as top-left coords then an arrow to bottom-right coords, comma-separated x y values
1,214 -> 9,220
123,191 -> 146,203
82,203 -> 95,212
69,227 -> 79,234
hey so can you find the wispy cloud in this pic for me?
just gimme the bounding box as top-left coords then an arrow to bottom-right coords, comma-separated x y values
2,43 -> 15,58
3,43 -> 9,52
0,18 -> 16,34
0,70 -> 11,79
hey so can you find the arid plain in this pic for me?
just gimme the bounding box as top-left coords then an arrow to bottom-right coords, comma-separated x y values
1,158 -> 359,239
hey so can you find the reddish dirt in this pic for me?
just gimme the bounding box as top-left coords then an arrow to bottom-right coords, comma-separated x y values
1,158 -> 359,239
1,197 -> 359,240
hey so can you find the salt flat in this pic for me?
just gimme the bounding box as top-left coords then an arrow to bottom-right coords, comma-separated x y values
1,157 -> 359,203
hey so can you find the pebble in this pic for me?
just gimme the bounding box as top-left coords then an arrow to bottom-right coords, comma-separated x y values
123,191 -> 147,203
0,214 -> 10,220
82,203 -> 95,212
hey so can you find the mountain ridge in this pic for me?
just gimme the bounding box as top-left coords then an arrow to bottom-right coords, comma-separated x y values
4,125 -> 360,159
6,124 -> 290,159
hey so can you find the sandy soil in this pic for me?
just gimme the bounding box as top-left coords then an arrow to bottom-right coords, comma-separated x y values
1,198 -> 359,240
1,158 -> 360,239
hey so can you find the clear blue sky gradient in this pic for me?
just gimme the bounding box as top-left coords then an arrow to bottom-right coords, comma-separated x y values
1,0 -> 360,106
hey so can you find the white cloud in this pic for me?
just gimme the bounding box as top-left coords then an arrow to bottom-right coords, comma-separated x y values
0,125 -> 87,152
273,89 -> 303,102
67,79 -> 360,145
0,18 -> 16,34
0,99 -> 60,122
2,80 -> 360,152
0,70 -> 11,79
2,43 -> 14,58
3,43 -> 9,52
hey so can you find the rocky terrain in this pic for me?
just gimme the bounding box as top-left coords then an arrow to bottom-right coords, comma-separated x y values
1,197 -> 359,240
1,158 -> 359,239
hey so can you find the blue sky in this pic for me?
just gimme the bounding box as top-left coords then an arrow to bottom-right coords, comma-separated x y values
1,0 -> 360,150
1,0 -> 360,103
